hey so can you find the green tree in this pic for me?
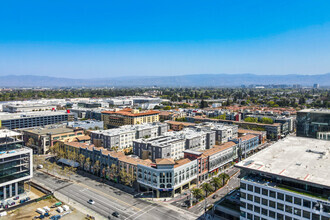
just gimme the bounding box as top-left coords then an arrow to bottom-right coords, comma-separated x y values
260,117 -> 273,124
219,114 -> 226,120
191,188 -> 204,202
163,106 -> 171,110
93,160 -> 101,176
85,157 -> 91,172
219,173 -> 230,186
78,154 -> 85,169
201,183 -> 214,197
210,177 -> 222,190
109,164 -> 118,182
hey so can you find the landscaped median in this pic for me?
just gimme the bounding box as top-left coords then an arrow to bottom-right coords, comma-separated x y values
188,172 -> 235,209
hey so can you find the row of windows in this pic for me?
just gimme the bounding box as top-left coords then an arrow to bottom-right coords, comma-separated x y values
241,183 -> 314,208
242,210 -> 327,220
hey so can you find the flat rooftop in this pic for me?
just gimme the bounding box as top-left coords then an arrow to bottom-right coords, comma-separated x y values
24,127 -> 74,135
236,136 -> 330,187
0,111 -> 70,120
298,109 -> 330,114
0,129 -> 21,138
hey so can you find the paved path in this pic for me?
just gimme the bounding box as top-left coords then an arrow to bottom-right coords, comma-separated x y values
33,170 -> 199,220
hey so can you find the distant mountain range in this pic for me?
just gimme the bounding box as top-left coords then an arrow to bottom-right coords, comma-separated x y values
0,73 -> 329,88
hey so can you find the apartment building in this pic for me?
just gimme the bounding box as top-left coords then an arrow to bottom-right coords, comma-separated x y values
238,129 -> 267,144
297,109 -> 330,139
23,126 -> 85,154
137,158 -> 198,198
236,137 -> 330,220
0,111 -> 74,130
187,116 -> 282,140
166,121 -> 195,131
0,129 -> 33,201
197,122 -> 238,144
101,108 -> 160,129
133,136 -> 185,161
90,122 -> 169,149
66,120 -> 104,130
164,128 -> 216,150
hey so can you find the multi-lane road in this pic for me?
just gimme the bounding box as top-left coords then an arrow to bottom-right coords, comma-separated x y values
33,171 -> 199,220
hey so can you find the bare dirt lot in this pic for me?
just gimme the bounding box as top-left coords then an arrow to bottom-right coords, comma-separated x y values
3,196 -> 86,220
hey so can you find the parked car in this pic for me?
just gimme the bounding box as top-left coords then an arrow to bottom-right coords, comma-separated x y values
212,194 -> 218,199
88,199 -> 95,205
112,212 -> 120,218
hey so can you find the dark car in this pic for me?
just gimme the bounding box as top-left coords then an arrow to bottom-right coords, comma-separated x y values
112,212 -> 120,218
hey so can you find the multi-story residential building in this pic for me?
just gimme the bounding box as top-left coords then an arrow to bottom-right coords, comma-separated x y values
297,109 -> 330,139
0,111 -> 74,130
101,108 -> 160,129
165,128 -> 216,150
90,122 -> 168,149
197,123 -> 238,145
0,129 -> 33,201
238,129 -> 267,144
187,116 -> 282,140
23,126 -> 85,154
166,121 -> 195,131
236,136 -> 330,220
137,158 -> 198,198
62,142 -> 151,184
133,136 -> 185,161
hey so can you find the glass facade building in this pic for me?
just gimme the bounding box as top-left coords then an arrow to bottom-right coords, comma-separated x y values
297,109 -> 330,139
0,129 -> 33,200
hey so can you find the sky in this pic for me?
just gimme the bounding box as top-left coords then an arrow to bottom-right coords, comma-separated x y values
0,0 -> 330,78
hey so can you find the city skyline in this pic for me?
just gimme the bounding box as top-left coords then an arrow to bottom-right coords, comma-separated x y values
1,1 -> 330,78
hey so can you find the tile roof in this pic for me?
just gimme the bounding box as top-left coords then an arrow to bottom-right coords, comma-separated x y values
174,158 -> 193,168
202,141 -> 237,157
155,158 -> 175,165
239,134 -> 258,141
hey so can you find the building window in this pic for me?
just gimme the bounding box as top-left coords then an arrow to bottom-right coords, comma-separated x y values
254,205 -> 260,213
285,205 -> 292,214
269,190 -> 276,198
254,196 -> 260,203
293,208 -> 301,217
261,208 -> 268,216
269,211 -> 275,219
277,192 -> 284,200
254,186 -> 260,194
247,194 -> 253,201
277,213 -> 284,220
248,184 -> 253,191
277,203 -> 284,211
241,192 -> 246,199
303,210 -> 310,219
285,195 -> 293,203
262,188 -> 268,196
294,197 -> 302,206
269,200 -> 276,208
303,200 -> 311,208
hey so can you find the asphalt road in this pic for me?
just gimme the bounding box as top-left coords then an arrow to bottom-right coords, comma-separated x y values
33,171 -> 198,220
169,167 -> 240,215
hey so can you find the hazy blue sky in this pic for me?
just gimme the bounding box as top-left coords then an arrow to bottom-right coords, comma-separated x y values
1,0 -> 330,78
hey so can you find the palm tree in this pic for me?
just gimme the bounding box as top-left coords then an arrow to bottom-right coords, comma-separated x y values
219,173 -> 230,186
93,160 -> 101,176
191,188 -> 204,202
201,183 -> 214,197
210,177 -> 222,190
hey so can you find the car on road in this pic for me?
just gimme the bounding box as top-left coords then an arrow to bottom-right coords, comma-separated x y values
212,195 -> 218,199
88,199 -> 95,205
112,211 -> 120,218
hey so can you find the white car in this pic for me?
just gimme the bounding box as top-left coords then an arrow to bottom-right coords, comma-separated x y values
88,199 -> 95,205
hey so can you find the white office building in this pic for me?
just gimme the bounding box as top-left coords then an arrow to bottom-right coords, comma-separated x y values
236,136 -> 330,220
